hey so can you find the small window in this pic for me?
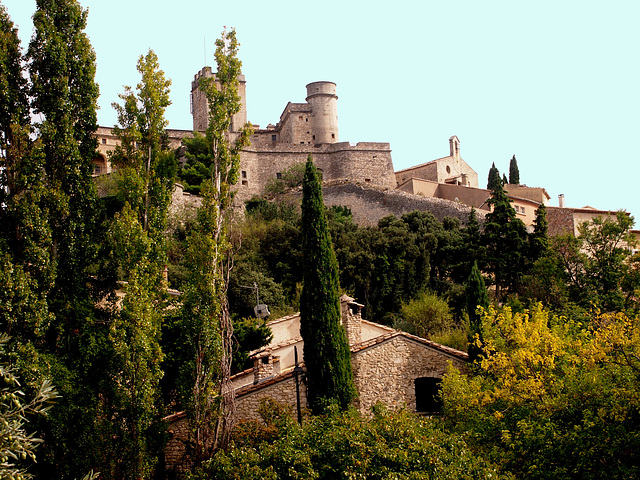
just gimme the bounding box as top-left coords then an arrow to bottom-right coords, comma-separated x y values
415,377 -> 443,413
305,117 -> 308,122
365,178 -> 371,183
521,207 -> 525,214
446,165 -> 451,174
271,134 -> 277,141
241,180 -> 248,186
300,142 -> 304,144
241,171 -> 247,179
312,135 -> 316,140
276,172 -> 282,180
101,138 -> 107,144
261,357 -> 269,364
298,116 -> 303,120
331,133 -> 335,139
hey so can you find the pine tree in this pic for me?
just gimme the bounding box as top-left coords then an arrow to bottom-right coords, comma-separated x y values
530,204 -> 549,261
300,155 -> 356,413
482,180 -> 528,301
465,261 -> 488,363
509,155 -> 520,185
487,162 -> 500,190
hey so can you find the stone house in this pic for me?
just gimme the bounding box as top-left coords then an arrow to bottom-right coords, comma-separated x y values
163,295 -> 468,475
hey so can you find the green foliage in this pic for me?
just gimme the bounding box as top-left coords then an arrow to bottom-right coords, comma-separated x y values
482,179 -> 529,300
0,335 -> 58,480
175,27 -> 254,461
487,162 -> 501,190
178,133 -> 212,194
231,317 -> 273,372
263,162 -> 306,197
465,261 -> 489,362
395,290 -> 453,338
197,401 -> 507,480
508,154 -> 520,184
442,304 -> 640,479
106,204 -> 165,479
300,156 -> 356,413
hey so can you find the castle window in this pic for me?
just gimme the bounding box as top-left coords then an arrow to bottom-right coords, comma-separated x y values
242,180 -> 248,186
305,117 -> 308,122
312,135 -> 315,140
101,138 -> 107,144
242,171 -> 247,179
414,377 -> 443,413
276,172 -> 282,180
365,178 -> 371,183
271,134 -> 277,141
298,116 -> 303,120
300,142 -> 304,144
446,165 -> 451,174
331,133 -> 335,139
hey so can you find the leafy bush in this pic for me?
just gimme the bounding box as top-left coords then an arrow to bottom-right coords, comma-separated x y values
395,291 -> 453,338
194,400 -> 507,479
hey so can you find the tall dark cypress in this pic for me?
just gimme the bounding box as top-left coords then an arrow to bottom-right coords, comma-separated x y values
509,155 -> 520,185
300,155 -> 356,413
465,261 -> 489,363
487,162 -> 500,190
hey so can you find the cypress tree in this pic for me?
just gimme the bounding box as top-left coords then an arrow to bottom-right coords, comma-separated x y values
300,155 -> 356,413
509,154 -> 520,185
465,261 -> 489,363
487,162 -> 500,190
502,173 -> 508,185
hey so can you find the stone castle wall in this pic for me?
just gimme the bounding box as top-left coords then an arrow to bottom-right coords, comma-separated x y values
287,182 -> 483,226
235,142 -> 396,203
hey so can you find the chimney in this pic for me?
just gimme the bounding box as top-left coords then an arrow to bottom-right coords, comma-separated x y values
558,194 -> 565,208
253,352 -> 280,384
341,295 -> 363,345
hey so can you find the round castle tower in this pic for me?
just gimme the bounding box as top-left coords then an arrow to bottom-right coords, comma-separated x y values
305,81 -> 339,145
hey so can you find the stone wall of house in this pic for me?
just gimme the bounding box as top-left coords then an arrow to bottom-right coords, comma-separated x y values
235,374 -> 307,421
351,336 -> 467,413
546,206 -> 576,236
164,414 -> 191,478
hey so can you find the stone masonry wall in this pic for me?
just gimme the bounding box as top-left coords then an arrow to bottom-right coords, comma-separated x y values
287,182 -> 484,226
546,206 -> 575,236
234,142 -> 396,204
352,336 -> 467,413
235,374 -> 307,422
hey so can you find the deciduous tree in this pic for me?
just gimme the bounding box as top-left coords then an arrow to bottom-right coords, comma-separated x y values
176,28 -> 253,461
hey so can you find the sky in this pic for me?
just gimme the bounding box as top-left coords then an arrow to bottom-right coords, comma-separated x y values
4,0 -> 639,217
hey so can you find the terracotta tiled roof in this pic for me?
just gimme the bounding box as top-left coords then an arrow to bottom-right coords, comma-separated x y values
250,336 -> 302,359
350,330 -> 469,361
235,368 -> 300,397
394,156 -> 451,174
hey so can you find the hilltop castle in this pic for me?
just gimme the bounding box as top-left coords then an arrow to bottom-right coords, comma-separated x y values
95,67 -> 397,204
94,67 -> 563,229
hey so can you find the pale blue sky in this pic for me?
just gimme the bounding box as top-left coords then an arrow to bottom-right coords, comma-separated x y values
4,0 -> 639,218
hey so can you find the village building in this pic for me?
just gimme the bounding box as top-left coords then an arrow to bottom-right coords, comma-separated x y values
163,295 -> 468,475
